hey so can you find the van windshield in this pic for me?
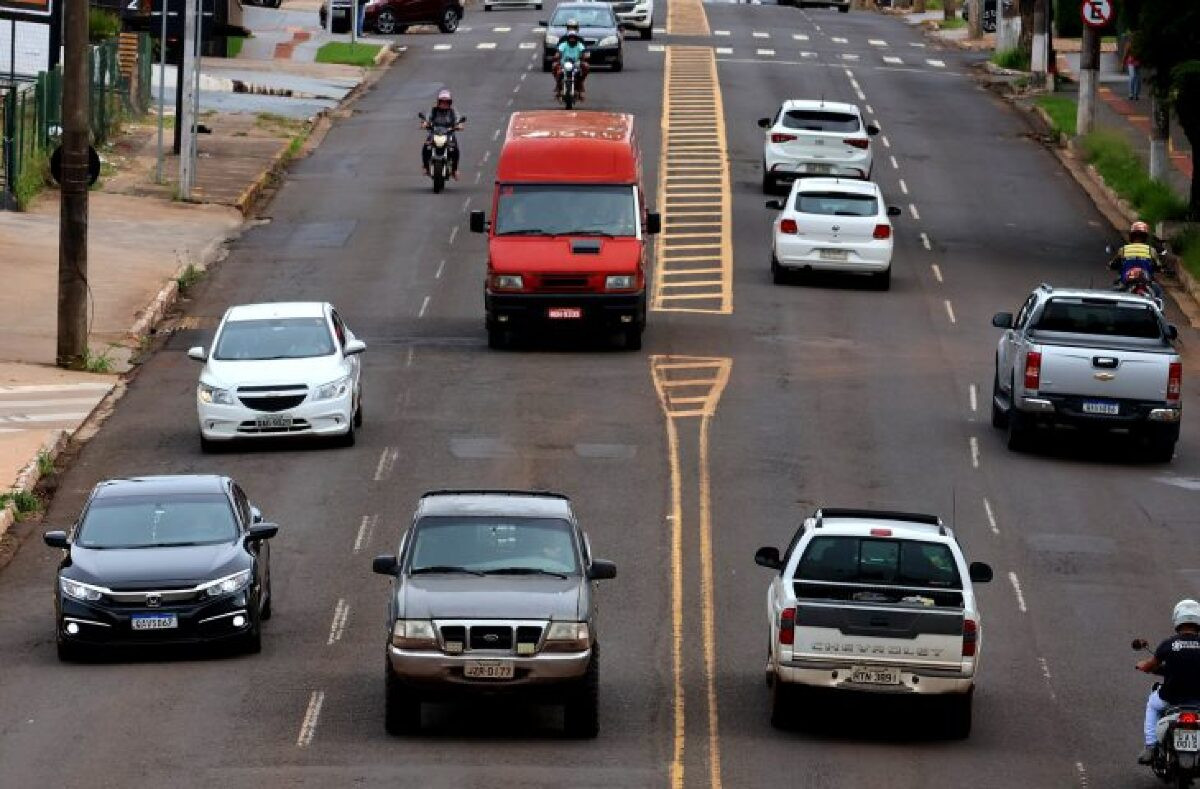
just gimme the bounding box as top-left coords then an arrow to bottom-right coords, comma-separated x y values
495,184 -> 637,237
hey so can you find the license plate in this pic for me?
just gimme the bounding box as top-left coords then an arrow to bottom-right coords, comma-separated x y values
464,660 -> 515,679
548,307 -> 583,319
1176,729 -> 1200,752
1082,401 -> 1120,415
805,163 -> 832,173
131,614 -> 178,631
850,665 -> 901,685
255,414 -> 293,429
819,249 -> 848,261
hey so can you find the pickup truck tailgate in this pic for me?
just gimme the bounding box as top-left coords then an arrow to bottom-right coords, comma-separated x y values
792,601 -> 965,668
1037,345 -> 1169,400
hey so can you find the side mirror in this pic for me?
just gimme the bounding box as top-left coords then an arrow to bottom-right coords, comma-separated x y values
250,506 -> 263,524
991,312 -> 1014,329
587,559 -> 618,580
765,199 -> 784,210
43,530 -> 70,549
866,123 -> 881,136
457,115 -> 467,124
187,346 -> 207,361
538,19 -> 549,26
757,117 -> 772,129
1167,325 -> 1178,340
246,523 -> 279,542
1132,638 -> 1150,651
1105,244 -> 1114,255
345,338 -> 367,356
754,546 -> 782,570
372,554 -> 399,576
469,210 -> 487,234
645,212 -> 661,235
968,561 -> 993,583
887,206 -> 902,217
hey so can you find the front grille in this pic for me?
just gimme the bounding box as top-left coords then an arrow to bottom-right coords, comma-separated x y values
236,384 -> 308,412
470,625 -> 513,651
583,37 -> 599,46
611,2 -> 635,11
106,586 -> 201,607
441,625 -> 467,650
516,625 -> 544,648
540,275 -> 590,290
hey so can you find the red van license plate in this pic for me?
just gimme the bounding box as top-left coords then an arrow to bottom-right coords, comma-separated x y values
548,307 -> 583,319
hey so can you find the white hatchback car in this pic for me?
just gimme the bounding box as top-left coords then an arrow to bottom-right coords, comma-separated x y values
758,100 -> 879,193
767,178 -> 901,289
189,302 -> 365,452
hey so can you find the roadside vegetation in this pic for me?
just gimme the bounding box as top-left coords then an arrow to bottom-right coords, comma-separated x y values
1034,94 -> 1077,138
88,9 -> 121,42
315,42 -> 382,67
1080,129 -> 1188,228
227,36 -> 247,58
992,47 -> 1031,71
938,17 -> 966,29
0,489 -> 42,521
14,149 -> 49,211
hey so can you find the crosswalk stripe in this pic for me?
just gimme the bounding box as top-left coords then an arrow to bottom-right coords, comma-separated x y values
434,43 -> 452,50
756,48 -> 775,56
883,55 -> 902,64
831,36 -> 848,43
841,53 -> 859,60
0,398 -> 105,409
869,39 -> 887,46
477,42 -> 497,49
0,412 -> 99,424
927,58 -> 945,67
0,382 -> 111,393
792,33 -> 808,40
493,25 -> 511,31
752,31 -> 769,38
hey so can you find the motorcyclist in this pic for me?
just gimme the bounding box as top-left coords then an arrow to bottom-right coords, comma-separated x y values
421,89 -> 463,179
1136,599 -> 1200,764
1108,220 -> 1163,299
553,20 -> 589,100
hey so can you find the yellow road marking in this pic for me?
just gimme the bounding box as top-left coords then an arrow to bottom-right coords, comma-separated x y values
666,0 -> 711,36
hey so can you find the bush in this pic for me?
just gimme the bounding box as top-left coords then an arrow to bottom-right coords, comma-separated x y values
992,47 -> 1030,71
1175,228 -> 1200,280
15,148 -> 49,211
1034,94 -> 1077,137
1080,129 -> 1188,227
89,9 -> 121,43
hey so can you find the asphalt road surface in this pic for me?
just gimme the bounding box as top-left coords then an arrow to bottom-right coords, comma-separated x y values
1,2 -> 1197,787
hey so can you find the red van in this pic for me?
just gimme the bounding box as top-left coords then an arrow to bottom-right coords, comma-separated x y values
469,111 -> 660,350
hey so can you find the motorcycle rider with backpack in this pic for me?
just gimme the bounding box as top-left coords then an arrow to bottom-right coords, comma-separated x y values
1137,599 -> 1200,764
1108,220 -> 1164,300
421,89 -> 463,179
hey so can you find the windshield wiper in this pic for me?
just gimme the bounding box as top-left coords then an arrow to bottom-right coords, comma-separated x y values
410,565 -> 485,576
567,229 -> 617,237
496,229 -> 558,236
486,567 -> 570,579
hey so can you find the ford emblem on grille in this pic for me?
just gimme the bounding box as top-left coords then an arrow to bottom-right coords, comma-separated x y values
146,593 -> 162,608
483,633 -> 500,642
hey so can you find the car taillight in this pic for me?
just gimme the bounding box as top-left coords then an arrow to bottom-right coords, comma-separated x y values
779,607 -> 795,645
779,218 -> 799,235
1168,362 -> 1182,403
962,619 -> 977,657
1181,712 -> 1199,727
844,138 -> 869,149
872,224 -> 891,240
771,133 -> 797,144
1023,350 -> 1042,391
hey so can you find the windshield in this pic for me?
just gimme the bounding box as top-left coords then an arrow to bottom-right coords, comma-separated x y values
408,516 -> 580,575
796,192 -> 877,217
213,317 -> 336,361
781,110 -> 860,133
77,495 -> 239,549
551,7 -> 614,26
495,184 -> 637,237
796,537 -> 961,589
1033,299 -> 1162,338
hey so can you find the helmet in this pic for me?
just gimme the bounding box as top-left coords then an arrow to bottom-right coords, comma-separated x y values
436,89 -> 452,104
1130,220 -> 1150,237
1173,599 -> 1200,631
566,18 -> 580,31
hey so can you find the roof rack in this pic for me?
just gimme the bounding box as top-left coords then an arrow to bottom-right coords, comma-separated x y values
813,508 -> 946,536
1037,283 -> 1053,292
420,489 -> 569,500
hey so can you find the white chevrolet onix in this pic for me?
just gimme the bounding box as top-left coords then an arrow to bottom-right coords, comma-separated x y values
189,302 -> 365,452
759,100 -> 879,193
767,178 -> 902,290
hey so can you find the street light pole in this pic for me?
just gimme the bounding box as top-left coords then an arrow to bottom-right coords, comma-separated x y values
178,0 -> 198,199
57,0 -> 90,369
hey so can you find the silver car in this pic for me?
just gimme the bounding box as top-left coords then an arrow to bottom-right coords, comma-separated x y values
372,489 -> 617,737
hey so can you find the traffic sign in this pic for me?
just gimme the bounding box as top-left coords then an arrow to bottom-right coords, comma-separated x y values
1080,0 -> 1113,28
49,145 -> 102,187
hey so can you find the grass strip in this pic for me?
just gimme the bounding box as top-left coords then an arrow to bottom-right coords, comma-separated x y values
992,47 -> 1030,71
1034,94 -> 1077,137
1080,129 -> 1188,228
315,42 -> 382,67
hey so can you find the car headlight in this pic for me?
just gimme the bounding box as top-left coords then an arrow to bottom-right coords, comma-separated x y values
605,275 -> 636,290
598,35 -> 619,47
391,619 -> 438,650
197,382 -> 234,405
544,621 -> 590,652
313,375 -> 352,401
491,274 -> 524,291
201,569 -> 252,598
60,578 -> 104,602
545,33 -> 560,45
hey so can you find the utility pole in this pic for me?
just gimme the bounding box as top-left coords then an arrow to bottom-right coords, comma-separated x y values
178,0 -> 198,199
57,0 -> 89,369
1031,0 -> 1049,89
967,0 -> 983,39
1150,92 -> 1168,181
1077,20 -> 1100,135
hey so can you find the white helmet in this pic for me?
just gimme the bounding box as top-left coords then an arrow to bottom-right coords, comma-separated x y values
1173,599 -> 1200,631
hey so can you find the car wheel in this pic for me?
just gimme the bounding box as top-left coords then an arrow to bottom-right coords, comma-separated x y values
871,268 -> 891,291
1006,379 -> 1032,452
438,7 -> 461,33
241,617 -> 263,655
771,253 -> 788,285
761,169 -> 775,195
354,399 -> 363,428
337,420 -> 356,448
640,26 -> 652,39
943,691 -> 973,739
56,636 -> 85,663
376,10 -> 399,34
838,4 -> 850,11
487,325 -> 509,350
1143,427 -> 1179,463
991,371 -> 1008,429
199,435 -> 223,454
564,645 -> 600,738
769,676 -> 792,729
617,326 -> 643,351
612,55 -> 623,72
385,666 -> 422,735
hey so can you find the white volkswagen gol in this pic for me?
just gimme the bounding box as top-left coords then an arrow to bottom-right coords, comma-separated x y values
767,178 -> 901,289
189,302 -> 365,452
759,100 -> 879,193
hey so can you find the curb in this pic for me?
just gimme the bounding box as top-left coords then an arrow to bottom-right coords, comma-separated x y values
0,429 -> 71,543
233,139 -> 295,217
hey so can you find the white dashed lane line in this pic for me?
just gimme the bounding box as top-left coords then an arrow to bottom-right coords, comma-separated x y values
448,226 -> 458,245
433,43 -> 451,50
984,498 -> 999,535
899,179 -> 908,194
477,42 -> 497,50
889,155 -> 899,169
757,49 -> 775,56
841,53 -> 860,61
418,295 -> 431,319
297,691 -> 325,748
927,58 -> 946,68
1008,572 -> 1028,613
945,299 -> 957,325
519,42 -> 536,49
405,347 -> 415,368
714,29 -> 730,35
968,435 -> 979,467
716,47 -> 733,54
831,36 -> 847,43
883,55 -> 902,64
436,259 -> 446,279
752,30 -> 770,38
930,263 -> 943,282
374,447 -> 398,482
869,39 -> 887,46
353,514 -> 378,553
327,599 -> 350,645
908,202 -> 920,219
920,231 -> 931,250
969,383 -> 978,412
792,33 -> 809,40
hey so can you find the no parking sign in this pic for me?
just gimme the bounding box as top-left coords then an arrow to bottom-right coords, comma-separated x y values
1081,0 -> 1113,28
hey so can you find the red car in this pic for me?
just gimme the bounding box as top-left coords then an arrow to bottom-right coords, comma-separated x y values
365,0 -> 465,33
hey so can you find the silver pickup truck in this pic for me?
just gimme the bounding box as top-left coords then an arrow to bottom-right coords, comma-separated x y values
991,285 -> 1182,461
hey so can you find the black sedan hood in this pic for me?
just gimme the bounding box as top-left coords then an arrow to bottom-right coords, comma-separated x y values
63,543 -> 246,588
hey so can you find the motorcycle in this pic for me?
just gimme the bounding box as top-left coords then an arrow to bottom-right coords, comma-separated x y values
418,112 -> 465,194
1134,638 -> 1200,788
558,60 -> 581,110
1106,243 -> 1166,310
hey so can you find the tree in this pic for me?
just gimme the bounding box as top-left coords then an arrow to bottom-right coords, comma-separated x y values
1017,0 -> 1035,59
1134,0 -> 1200,219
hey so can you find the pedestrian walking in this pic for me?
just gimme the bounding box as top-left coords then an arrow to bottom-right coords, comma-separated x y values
1125,48 -> 1142,101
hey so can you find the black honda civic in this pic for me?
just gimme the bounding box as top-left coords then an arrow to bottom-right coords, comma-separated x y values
43,475 -> 277,660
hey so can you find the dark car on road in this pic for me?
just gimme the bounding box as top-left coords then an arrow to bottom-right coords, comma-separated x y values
320,0 -> 465,34
541,2 -> 624,72
44,475 -> 278,660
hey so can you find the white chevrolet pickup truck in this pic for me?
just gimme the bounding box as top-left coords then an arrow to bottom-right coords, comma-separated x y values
755,509 -> 993,739
991,285 -> 1183,461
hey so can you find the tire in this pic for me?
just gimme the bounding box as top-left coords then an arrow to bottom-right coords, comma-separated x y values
487,325 -> 508,350
261,585 -> 273,621
376,10 -> 399,34
56,637 -> 85,663
385,667 -> 422,735
241,617 -> 263,655
564,647 -> 600,738
838,4 -> 850,11
354,400 -> 363,428
769,676 -> 791,729
438,7 -> 461,33
336,419 -> 356,448
1006,388 -> 1032,452
564,91 -> 575,110
943,691 -> 973,739
612,56 -> 623,72
771,254 -> 788,285
991,372 -> 1008,429
761,167 -> 775,194
1144,429 -> 1178,463
432,168 -> 445,194
640,26 -> 652,40
620,327 -> 643,351
199,435 -> 222,454
871,267 -> 891,291
543,58 -> 553,73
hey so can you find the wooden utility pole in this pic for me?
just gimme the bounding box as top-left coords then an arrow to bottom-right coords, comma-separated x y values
1077,20 -> 1100,135
1031,0 -> 1050,88
57,0 -> 90,369
968,0 -> 983,39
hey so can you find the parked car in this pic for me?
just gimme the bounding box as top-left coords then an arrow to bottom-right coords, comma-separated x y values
962,0 -> 1012,33
321,0 -> 465,34
188,301 -> 366,451
371,489 -> 618,737
485,0 -> 542,11
780,0 -> 849,11
755,508 -> 993,738
318,0 -> 356,33
766,177 -> 902,289
542,2 -> 624,72
991,284 -> 1183,460
758,100 -> 879,193
601,0 -> 654,40
44,475 -> 278,660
